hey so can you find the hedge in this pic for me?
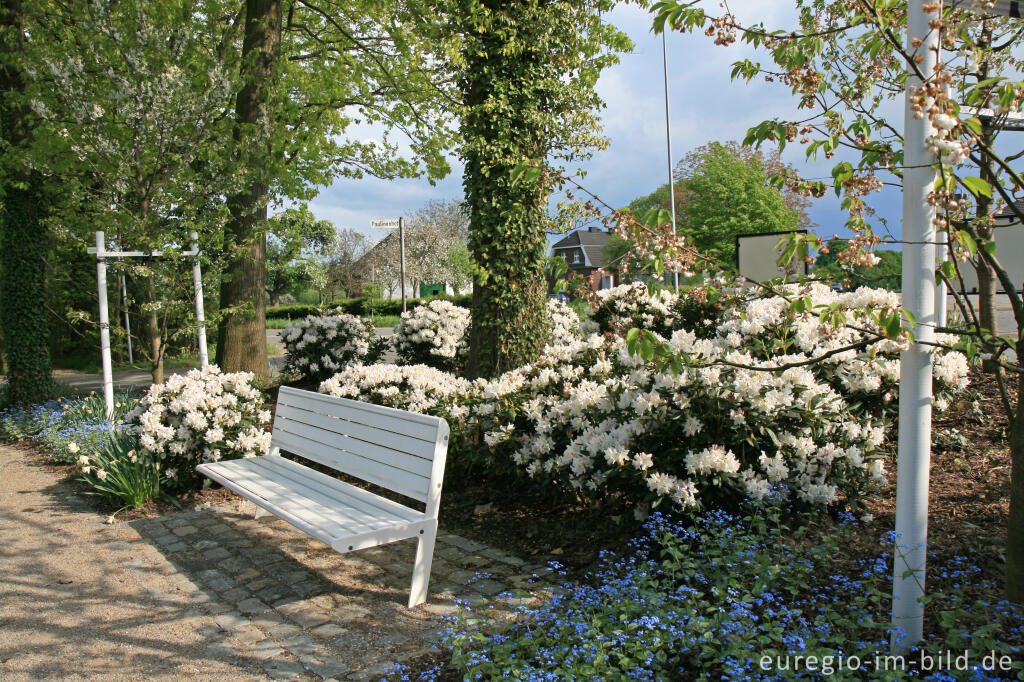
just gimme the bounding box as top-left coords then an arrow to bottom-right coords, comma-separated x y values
266,294 -> 474,321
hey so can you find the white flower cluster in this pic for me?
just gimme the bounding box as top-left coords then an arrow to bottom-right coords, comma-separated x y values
591,282 -> 679,335
316,282 -> 971,514
319,363 -> 471,414
546,298 -> 582,347
282,309 -> 373,380
393,300 -> 472,371
129,365 -> 271,490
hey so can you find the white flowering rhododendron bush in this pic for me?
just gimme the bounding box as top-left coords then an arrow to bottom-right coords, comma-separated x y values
129,365 -> 272,491
393,299 -> 472,372
282,309 -> 375,381
319,283 -> 971,514
546,298 -> 582,347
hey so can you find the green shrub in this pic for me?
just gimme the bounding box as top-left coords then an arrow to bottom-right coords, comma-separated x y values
76,430 -> 160,510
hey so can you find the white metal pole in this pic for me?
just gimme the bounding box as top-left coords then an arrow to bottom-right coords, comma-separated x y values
95,231 -> 115,422
892,0 -> 940,653
120,274 -> 133,365
399,217 -> 408,313
936,229 -> 949,327
190,232 -> 209,368
662,31 -> 679,293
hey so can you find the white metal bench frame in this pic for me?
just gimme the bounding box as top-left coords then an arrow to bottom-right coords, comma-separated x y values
196,386 -> 450,608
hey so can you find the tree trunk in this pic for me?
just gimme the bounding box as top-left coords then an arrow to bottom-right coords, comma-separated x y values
0,0 -> 52,404
214,0 -> 281,382
1008,374 -> 1024,602
146,274 -> 163,385
976,124 -> 998,349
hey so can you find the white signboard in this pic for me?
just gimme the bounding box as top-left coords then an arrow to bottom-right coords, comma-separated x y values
370,218 -> 400,230
736,230 -> 808,283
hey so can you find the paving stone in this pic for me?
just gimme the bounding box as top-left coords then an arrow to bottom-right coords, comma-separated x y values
203,547 -> 232,562
420,603 -> 456,617
194,539 -> 220,551
264,659 -> 307,681
171,525 -> 199,537
258,584 -> 293,604
472,579 -> 507,597
292,580 -> 324,598
268,622 -> 304,642
279,633 -> 324,657
221,587 -> 252,602
479,547 -> 526,566
379,632 -> 409,647
329,633 -> 368,651
198,569 -> 237,592
278,602 -> 332,629
459,554 -> 490,569
237,597 -> 270,615
245,639 -> 287,661
235,567 -> 262,583
309,623 -> 348,639
162,541 -> 188,554
250,610 -> 286,631
445,569 -> 476,585
246,578 -> 276,592
440,535 -> 486,553
303,655 -> 350,681
231,624 -> 267,644
333,604 -> 370,622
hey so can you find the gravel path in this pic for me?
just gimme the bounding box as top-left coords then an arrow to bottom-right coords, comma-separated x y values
0,444 -> 548,681
0,444 -> 262,681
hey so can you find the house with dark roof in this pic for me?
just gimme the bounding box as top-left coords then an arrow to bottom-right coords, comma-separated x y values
550,226 -> 618,292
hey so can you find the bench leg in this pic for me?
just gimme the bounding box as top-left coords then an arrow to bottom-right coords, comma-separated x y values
408,521 -> 437,608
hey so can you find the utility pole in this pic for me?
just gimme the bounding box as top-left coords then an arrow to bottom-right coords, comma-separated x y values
662,31 -> 679,293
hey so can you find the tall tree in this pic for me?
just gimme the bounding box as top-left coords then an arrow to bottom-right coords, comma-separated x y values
215,0 -> 282,379
28,0 -> 240,385
0,0 -> 51,403
265,207 -> 335,305
457,0 -> 630,378
215,0 -> 457,379
674,141 -> 801,264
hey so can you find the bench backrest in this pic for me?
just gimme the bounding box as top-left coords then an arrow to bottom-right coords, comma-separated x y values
271,387 -> 450,516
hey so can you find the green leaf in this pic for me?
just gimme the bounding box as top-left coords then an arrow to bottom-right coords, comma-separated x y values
961,176 -> 992,199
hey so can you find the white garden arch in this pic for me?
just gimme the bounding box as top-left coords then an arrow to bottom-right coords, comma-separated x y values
87,230 -> 209,420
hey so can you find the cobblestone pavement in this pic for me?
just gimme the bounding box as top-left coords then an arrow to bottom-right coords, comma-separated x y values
130,500 -> 552,681
0,444 -> 552,681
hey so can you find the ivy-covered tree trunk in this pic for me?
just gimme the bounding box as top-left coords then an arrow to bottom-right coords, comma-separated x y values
215,0 -> 281,382
0,0 -> 52,404
460,1 -> 553,379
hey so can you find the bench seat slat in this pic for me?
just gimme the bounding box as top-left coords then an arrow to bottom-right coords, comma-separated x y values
277,387 -> 441,442
198,457 -> 424,541
275,401 -> 437,461
272,428 -> 430,503
250,455 -> 424,524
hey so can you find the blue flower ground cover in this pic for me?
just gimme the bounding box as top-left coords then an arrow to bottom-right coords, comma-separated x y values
0,391 -> 138,464
387,507 -> 1023,681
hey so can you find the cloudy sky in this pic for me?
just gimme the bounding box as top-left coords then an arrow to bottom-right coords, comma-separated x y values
298,2 -> 905,247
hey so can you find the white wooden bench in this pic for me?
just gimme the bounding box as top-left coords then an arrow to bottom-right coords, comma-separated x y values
196,386 -> 450,608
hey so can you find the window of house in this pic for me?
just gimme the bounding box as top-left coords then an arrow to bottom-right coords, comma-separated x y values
601,274 -> 613,289
572,251 -> 582,264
